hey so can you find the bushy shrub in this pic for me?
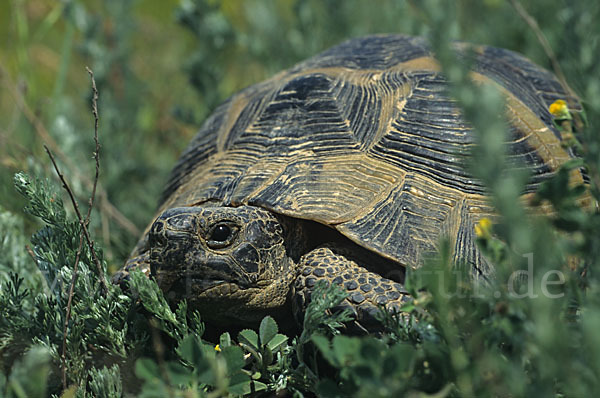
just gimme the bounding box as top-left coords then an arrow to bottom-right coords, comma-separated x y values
1,1 -> 599,396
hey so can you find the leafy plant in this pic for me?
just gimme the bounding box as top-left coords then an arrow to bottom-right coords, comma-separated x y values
1,1 -> 600,397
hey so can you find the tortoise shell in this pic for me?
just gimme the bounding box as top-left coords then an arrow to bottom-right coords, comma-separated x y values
152,34 -> 582,278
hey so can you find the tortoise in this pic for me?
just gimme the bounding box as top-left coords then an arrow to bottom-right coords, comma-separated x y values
116,34 -> 584,332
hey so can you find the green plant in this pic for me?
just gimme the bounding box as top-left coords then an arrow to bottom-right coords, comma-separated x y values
1,1 -> 600,397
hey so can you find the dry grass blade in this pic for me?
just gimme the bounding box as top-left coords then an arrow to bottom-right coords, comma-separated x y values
85,66 -> 100,226
43,144 -> 108,293
25,245 -> 39,268
47,67 -> 108,389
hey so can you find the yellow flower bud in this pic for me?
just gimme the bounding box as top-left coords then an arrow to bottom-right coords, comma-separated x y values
215,344 -> 221,352
474,218 -> 492,239
549,99 -> 571,120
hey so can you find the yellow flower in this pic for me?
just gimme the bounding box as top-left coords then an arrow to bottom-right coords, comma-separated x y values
549,99 -> 571,120
474,218 -> 492,239
215,344 -> 221,352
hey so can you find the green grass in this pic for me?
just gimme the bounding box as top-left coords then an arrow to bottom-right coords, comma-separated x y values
1,1 -> 600,396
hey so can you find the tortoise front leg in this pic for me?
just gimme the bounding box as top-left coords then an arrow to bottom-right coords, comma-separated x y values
293,246 -> 411,333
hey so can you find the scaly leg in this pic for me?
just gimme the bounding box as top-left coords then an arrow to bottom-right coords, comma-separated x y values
293,245 -> 411,333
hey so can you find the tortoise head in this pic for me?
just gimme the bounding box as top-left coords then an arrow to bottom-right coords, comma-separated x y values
148,205 -> 300,323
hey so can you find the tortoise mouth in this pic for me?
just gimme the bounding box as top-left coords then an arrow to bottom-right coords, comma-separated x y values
168,273 -> 259,296
196,279 -> 242,295
151,253 -> 258,292
171,277 -> 268,310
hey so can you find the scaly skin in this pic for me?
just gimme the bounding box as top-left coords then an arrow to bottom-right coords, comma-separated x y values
114,205 -> 410,331
294,246 -> 411,333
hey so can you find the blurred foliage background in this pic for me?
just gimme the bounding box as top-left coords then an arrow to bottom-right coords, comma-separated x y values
2,1 -> 600,396
2,0 -> 596,269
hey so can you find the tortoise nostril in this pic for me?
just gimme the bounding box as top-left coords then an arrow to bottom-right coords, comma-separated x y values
149,220 -> 168,246
152,220 -> 164,234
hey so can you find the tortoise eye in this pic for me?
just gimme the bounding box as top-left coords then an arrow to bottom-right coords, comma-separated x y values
211,224 -> 231,242
207,222 -> 238,249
